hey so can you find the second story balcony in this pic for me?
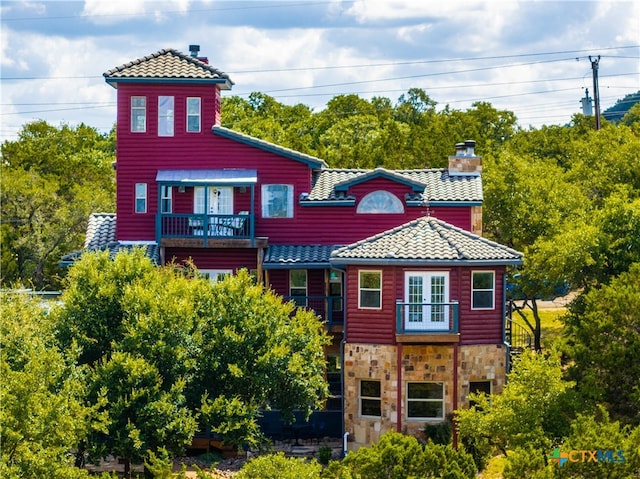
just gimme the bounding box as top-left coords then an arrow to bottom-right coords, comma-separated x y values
157,212 -> 266,248
395,300 -> 459,343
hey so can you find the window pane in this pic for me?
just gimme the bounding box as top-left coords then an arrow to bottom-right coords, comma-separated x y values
360,272 -> 381,289
290,270 -> 307,288
361,399 -> 381,416
187,97 -> 201,132
357,190 -> 404,214
473,272 -> 494,289
158,96 -> 174,136
361,380 -> 381,397
473,291 -> 493,309
408,383 -> 442,400
262,185 -> 292,218
131,96 -> 146,132
360,290 -> 381,308
407,401 -> 442,418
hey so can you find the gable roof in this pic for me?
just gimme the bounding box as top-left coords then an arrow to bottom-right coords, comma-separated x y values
330,216 -> 522,266
104,48 -> 233,89
304,168 -> 482,205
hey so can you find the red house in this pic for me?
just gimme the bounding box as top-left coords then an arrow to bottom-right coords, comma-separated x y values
86,46 -> 523,449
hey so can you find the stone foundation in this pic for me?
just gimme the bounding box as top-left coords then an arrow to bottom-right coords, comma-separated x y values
343,342 -> 506,449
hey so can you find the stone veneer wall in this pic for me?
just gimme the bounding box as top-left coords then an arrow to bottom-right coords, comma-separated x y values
343,342 -> 507,449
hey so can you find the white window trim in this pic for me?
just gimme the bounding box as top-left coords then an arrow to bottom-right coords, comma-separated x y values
471,270 -> 495,310
160,185 -> 172,214
359,379 -> 382,418
289,269 -> 308,307
261,184 -> 294,218
131,96 -> 146,133
186,97 -> 201,133
158,95 -> 174,137
135,183 -> 147,213
357,190 -> 404,214
358,270 -> 382,310
406,382 -> 445,421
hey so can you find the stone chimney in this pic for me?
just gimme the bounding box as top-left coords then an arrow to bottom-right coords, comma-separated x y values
448,140 -> 482,176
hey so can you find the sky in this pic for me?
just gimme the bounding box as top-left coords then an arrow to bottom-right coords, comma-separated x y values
1,0 -> 639,143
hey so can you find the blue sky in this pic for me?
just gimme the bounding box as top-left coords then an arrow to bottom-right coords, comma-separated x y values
1,0 -> 639,143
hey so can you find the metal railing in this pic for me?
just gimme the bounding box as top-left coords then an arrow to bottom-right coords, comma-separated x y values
395,301 -> 459,334
158,213 -> 253,240
284,295 -> 344,329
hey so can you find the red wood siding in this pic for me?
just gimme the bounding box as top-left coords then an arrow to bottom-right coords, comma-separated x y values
346,265 -> 506,346
164,248 -> 258,271
115,84 -> 474,245
457,266 -> 506,345
345,266 -> 396,344
266,269 -> 327,298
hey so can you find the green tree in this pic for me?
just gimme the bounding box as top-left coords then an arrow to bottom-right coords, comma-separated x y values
192,269 -> 331,446
0,121 -> 115,289
0,292 -> 98,478
456,351 -> 574,469
562,264 -> 640,424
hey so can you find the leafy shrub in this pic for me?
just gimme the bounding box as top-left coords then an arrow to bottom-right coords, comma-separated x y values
319,445 -> 333,465
236,452 -> 322,479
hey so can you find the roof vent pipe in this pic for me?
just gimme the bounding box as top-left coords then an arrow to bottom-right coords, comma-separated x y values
189,44 -> 200,57
464,140 -> 476,157
454,142 -> 466,157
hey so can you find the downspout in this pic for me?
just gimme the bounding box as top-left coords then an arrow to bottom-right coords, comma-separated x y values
397,342 -> 403,433
332,265 -> 348,456
453,341 -> 459,449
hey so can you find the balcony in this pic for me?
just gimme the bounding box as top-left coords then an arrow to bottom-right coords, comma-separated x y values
156,213 -> 266,248
284,295 -> 345,332
395,301 -> 459,343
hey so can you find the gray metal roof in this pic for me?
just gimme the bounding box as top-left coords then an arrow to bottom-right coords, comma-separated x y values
330,216 -> 522,266
156,169 -> 257,185
103,48 -> 233,89
305,168 -> 483,204
264,245 -> 344,269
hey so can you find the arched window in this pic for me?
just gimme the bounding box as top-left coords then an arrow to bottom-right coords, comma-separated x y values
357,190 -> 404,214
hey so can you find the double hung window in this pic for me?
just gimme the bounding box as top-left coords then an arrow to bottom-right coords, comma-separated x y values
406,382 -> 444,420
135,183 -> 147,213
359,380 -> 381,417
187,97 -> 201,132
289,270 -> 308,307
131,96 -> 146,132
472,271 -> 495,309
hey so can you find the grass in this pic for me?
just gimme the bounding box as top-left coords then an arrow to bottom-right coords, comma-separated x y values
513,305 -> 567,350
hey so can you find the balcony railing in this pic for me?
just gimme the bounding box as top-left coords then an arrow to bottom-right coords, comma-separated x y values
284,295 -> 344,330
396,301 -> 459,335
158,213 -> 254,241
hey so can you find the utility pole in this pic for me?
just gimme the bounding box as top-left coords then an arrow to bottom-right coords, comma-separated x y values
590,55 -> 601,130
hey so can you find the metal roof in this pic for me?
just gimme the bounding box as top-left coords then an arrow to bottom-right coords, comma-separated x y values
156,169 -> 257,185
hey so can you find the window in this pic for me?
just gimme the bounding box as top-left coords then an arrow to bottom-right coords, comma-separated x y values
187,97 -> 201,132
329,270 -> 343,312
160,185 -> 172,213
357,190 -> 404,214
326,355 -> 342,411
131,96 -> 146,132
290,270 -> 307,307
359,271 -> 381,309
468,381 -> 491,409
158,96 -> 174,136
135,183 -> 147,213
262,184 -> 293,218
199,269 -> 232,284
472,271 -> 495,309
359,380 -> 381,417
407,382 -> 444,420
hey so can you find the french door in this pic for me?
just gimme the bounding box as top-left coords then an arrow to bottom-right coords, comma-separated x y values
194,186 -> 233,215
404,272 -> 449,330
